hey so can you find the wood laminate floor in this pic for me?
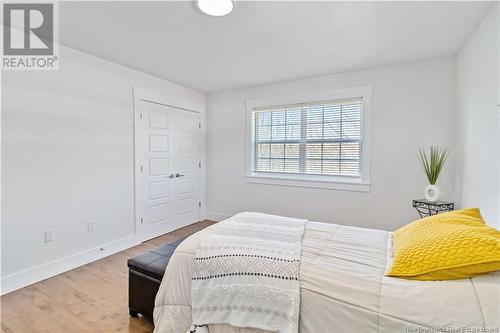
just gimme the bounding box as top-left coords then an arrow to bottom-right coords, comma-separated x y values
0,220 -> 215,333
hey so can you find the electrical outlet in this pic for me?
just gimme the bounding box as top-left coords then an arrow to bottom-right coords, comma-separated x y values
87,220 -> 96,232
44,229 -> 55,243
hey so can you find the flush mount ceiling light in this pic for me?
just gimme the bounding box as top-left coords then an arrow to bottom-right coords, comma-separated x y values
197,0 -> 234,17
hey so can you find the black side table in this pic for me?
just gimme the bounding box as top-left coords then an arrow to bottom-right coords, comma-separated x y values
412,199 -> 454,218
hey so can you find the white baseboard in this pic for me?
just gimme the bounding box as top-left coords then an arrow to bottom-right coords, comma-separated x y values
0,235 -> 140,295
206,211 -> 232,222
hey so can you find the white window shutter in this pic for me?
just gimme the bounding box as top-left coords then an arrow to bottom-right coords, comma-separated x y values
252,98 -> 363,178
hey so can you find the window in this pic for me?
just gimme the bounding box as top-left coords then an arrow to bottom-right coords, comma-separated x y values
246,87 -> 371,191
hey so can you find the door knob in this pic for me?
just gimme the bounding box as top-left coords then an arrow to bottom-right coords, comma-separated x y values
175,173 -> 185,178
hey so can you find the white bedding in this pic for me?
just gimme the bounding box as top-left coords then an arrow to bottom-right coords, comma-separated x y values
154,217 -> 500,333
190,212 -> 305,333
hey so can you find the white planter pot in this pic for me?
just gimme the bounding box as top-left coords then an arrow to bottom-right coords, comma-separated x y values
424,184 -> 440,202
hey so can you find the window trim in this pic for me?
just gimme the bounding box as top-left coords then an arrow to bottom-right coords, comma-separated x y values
245,86 -> 372,192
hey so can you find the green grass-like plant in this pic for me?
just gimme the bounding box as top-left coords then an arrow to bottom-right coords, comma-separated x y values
417,146 -> 450,185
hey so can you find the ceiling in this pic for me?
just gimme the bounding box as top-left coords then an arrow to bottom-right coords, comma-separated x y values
60,1 -> 494,93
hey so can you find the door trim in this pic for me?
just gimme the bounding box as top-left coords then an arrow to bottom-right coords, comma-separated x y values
134,88 -> 205,113
138,98 -> 200,114
133,87 -> 205,243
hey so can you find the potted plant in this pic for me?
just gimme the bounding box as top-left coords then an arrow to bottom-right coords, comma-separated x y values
417,146 -> 450,202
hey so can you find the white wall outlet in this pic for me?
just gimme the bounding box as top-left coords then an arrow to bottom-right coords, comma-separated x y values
44,229 -> 55,243
87,220 -> 96,232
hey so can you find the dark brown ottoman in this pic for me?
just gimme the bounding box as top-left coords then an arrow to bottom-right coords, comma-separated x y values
127,237 -> 185,322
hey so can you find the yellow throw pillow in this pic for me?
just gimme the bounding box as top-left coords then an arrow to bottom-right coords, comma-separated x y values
387,208 -> 500,280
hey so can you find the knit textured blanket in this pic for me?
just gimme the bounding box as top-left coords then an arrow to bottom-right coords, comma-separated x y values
188,212 -> 307,333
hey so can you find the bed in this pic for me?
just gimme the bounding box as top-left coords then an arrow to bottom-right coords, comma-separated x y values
153,215 -> 500,333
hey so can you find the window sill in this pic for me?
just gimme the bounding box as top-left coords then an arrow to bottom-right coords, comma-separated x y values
245,173 -> 371,192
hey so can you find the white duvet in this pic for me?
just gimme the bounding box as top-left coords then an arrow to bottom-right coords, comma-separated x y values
154,217 -> 500,333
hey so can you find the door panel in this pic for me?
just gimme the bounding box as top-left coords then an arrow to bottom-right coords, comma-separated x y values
149,203 -> 170,223
137,101 -> 175,241
136,99 -> 201,242
178,197 -> 198,216
174,110 -> 201,226
149,111 -> 169,129
177,179 -> 196,196
149,181 -> 169,199
149,135 -> 169,152
149,158 -> 169,176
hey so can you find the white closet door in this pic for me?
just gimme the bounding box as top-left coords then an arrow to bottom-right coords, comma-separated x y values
135,100 -> 201,242
173,110 -> 201,227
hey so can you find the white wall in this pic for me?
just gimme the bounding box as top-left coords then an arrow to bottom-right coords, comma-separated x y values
1,45 -> 206,292
455,4 -> 499,228
206,58 -> 456,231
